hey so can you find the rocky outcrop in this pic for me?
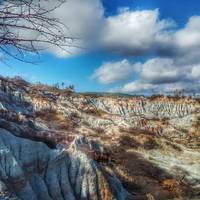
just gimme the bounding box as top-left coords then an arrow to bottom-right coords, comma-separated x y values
0,76 -> 199,200
58,96 -> 199,119
0,77 -> 130,200
0,129 -> 129,200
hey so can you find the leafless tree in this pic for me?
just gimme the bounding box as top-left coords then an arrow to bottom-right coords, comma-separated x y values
0,0 -> 77,64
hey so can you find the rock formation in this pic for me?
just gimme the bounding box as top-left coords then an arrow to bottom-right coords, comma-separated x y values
0,76 -> 199,200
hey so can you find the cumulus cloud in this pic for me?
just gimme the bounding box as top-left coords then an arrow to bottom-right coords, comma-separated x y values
120,80 -> 200,95
191,65 -> 200,79
43,0 -> 104,57
139,58 -> 188,84
175,16 -> 200,49
121,81 -> 156,93
6,0 -> 200,94
51,6 -> 176,57
161,82 -> 200,94
99,9 -> 200,61
91,59 -> 137,84
6,0 -> 104,57
51,3 -> 200,94
50,2 -> 199,94
9,0 -> 200,60
115,57 -> 200,94
97,9 -> 200,63
99,9 -> 175,55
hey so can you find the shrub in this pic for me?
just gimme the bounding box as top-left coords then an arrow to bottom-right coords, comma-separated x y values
93,127 -> 105,134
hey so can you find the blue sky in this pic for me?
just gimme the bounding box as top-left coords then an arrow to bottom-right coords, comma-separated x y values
103,0 -> 200,26
1,0 -> 200,94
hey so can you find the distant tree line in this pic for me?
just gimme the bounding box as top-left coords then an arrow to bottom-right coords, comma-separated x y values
52,82 -> 75,92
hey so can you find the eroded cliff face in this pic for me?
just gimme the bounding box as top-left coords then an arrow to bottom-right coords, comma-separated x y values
0,78 -> 130,200
0,77 -> 199,200
0,130 -> 128,200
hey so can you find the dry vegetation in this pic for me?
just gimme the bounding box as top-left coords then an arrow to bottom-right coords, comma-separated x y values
195,116 -> 200,130
118,134 -> 159,150
105,137 -> 193,200
92,127 -> 105,134
83,124 -> 197,200
80,107 -> 107,118
35,109 -> 79,131
23,86 -> 200,199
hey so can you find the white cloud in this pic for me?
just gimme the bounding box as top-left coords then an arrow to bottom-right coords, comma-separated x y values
159,81 -> 200,94
91,59 -> 137,84
98,9 -> 200,63
121,81 -> 156,93
88,7 -> 200,94
170,16 -> 200,66
175,16 -> 200,49
139,58 -> 188,84
191,65 -> 200,79
7,1 -> 200,61
120,80 -> 200,95
48,3 -> 200,94
3,0 -> 104,57
100,9 -> 175,55
3,1 -> 200,94
43,0 -> 104,57
113,57 -> 200,94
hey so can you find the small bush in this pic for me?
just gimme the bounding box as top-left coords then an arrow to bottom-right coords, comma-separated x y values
35,109 -> 75,131
119,135 -> 139,148
93,127 -> 105,134
142,138 -> 159,150
82,120 -> 90,127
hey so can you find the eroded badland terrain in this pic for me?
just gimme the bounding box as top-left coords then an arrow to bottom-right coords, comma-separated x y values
0,76 -> 199,200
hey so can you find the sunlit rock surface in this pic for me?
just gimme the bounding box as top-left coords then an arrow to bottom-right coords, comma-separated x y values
0,76 -> 199,200
0,129 -> 128,200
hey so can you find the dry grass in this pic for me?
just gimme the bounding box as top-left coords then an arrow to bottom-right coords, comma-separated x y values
81,108 -> 107,117
82,120 -> 90,127
118,127 -> 159,150
118,134 -> 159,152
119,135 -> 140,149
164,141 -> 182,152
107,142 -> 191,200
92,127 -> 105,134
118,126 -> 138,134
140,136 -> 159,150
194,115 -> 200,131
95,128 -> 193,199
35,109 -> 78,131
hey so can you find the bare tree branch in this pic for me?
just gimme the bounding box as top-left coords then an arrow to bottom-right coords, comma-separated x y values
0,0 -> 78,64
